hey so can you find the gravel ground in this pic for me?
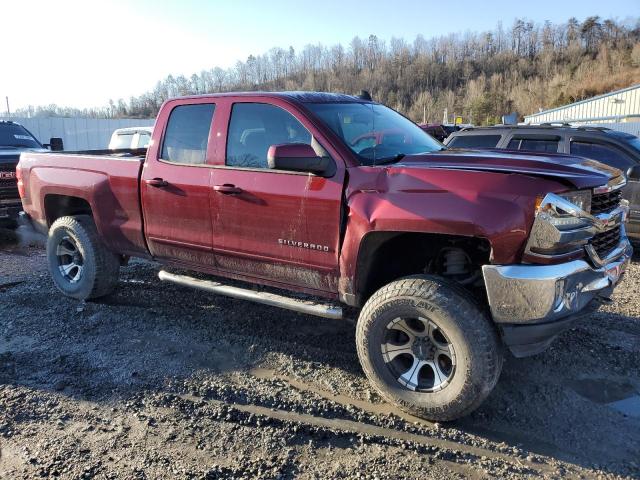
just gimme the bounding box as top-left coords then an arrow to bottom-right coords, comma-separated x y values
0,226 -> 639,479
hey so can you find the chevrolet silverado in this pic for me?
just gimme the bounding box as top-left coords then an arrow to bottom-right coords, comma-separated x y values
17,92 -> 633,420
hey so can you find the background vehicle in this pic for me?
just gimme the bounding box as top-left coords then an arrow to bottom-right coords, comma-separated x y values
108,127 -> 153,150
17,92 -> 632,421
441,124 -> 460,136
0,121 -> 62,228
445,125 -> 640,241
418,123 -> 448,142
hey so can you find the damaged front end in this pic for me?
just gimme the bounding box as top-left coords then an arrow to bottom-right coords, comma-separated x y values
482,180 -> 633,357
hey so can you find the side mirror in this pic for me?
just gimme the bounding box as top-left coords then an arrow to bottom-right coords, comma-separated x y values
267,144 -> 333,176
49,137 -> 64,151
627,164 -> 640,181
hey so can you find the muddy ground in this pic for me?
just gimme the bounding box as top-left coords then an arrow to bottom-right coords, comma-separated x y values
0,226 -> 639,479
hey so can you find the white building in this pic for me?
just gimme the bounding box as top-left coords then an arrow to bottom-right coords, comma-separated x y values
0,116 -> 155,150
524,84 -> 640,136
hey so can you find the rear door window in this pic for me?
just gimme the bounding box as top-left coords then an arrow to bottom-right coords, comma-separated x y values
161,104 -> 215,165
447,135 -> 501,148
570,141 -> 634,171
508,138 -> 560,153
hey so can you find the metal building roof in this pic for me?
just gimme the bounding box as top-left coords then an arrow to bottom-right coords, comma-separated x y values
524,84 -> 640,124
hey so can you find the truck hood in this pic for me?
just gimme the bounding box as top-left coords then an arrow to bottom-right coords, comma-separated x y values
395,148 -> 620,190
0,147 -> 48,165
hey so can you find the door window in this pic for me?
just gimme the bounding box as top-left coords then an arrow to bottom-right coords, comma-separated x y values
137,132 -> 151,148
161,104 -> 215,165
226,103 -> 312,169
570,141 -> 634,170
447,135 -> 501,148
508,138 -> 559,152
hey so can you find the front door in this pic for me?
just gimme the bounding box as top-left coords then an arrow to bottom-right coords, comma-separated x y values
141,101 -> 217,267
210,101 -> 344,294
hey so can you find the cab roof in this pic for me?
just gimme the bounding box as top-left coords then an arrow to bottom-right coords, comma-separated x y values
174,91 -> 374,104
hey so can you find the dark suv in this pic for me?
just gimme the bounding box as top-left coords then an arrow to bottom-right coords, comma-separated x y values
445,125 -> 640,241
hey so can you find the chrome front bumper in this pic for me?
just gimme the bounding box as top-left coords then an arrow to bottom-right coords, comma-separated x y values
483,238 -> 633,325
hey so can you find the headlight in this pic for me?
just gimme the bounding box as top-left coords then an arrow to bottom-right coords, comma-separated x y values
536,190 -> 592,231
558,190 -> 591,213
525,191 -> 597,261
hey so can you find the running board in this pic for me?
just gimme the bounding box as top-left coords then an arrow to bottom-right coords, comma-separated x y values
158,270 -> 343,320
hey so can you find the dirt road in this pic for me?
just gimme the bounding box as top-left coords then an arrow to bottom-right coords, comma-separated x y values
1,227 -> 639,479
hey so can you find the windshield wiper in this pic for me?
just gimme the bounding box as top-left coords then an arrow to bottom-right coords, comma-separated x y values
374,153 -> 406,165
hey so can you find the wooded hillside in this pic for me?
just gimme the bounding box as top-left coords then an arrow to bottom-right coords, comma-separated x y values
19,16 -> 640,124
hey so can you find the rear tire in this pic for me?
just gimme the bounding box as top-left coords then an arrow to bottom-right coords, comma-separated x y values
356,275 -> 502,421
47,215 -> 120,300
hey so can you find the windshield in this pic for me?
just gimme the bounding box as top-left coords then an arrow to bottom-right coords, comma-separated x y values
306,102 -> 443,165
0,123 -> 41,149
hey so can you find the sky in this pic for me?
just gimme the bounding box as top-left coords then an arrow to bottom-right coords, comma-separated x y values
1,0 -> 639,112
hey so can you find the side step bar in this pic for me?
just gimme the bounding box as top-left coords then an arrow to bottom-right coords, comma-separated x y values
158,270 -> 343,320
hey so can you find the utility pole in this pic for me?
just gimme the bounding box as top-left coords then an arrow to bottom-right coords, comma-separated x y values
423,105 -> 426,124
5,96 -> 9,116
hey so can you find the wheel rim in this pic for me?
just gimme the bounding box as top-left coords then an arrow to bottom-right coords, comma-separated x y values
56,235 -> 84,284
381,317 -> 456,392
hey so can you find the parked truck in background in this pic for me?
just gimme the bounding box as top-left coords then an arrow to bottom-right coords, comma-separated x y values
17,92 -> 633,420
0,121 -> 62,228
108,126 -> 153,150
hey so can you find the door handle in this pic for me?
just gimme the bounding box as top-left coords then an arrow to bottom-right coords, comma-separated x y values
213,184 -> 243,195
145,178 -> 168,188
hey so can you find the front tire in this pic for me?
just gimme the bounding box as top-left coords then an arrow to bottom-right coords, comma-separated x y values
356,275 -> 502,421
47,215 -> 120,300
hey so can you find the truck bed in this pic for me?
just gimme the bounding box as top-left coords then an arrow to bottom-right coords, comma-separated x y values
18,150 -> 149,257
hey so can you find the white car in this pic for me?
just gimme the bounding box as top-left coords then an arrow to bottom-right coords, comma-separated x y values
108,127 -> 153,150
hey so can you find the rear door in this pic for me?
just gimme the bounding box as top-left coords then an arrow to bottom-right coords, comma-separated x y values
141,100 -> 217,267
209,99 -> 345,294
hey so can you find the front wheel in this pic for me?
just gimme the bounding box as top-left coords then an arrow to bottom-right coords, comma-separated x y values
47,215 -> 120,300
356,275 -> 502,421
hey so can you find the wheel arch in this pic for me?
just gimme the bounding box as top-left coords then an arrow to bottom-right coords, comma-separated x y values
352,231 -> 492,307
44,194 -> 93,227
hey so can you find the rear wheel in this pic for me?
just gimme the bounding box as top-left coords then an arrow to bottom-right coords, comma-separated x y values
356,275 -> 502,421
47,215 -> 120,300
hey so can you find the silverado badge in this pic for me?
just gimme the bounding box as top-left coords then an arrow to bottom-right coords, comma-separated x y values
278,238 -> 330,252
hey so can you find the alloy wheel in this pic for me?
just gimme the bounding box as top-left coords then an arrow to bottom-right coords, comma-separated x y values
56,235 -> 84,284
381,317 -> 456,392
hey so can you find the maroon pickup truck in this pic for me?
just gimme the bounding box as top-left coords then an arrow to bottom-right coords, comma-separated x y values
17,92 -> 633,421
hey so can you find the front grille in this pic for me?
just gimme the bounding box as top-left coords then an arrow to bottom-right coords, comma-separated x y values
591,189 -> 622,215
0,185 -> 20,201
0,162 -> 20,202
590,225 -> 621,259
